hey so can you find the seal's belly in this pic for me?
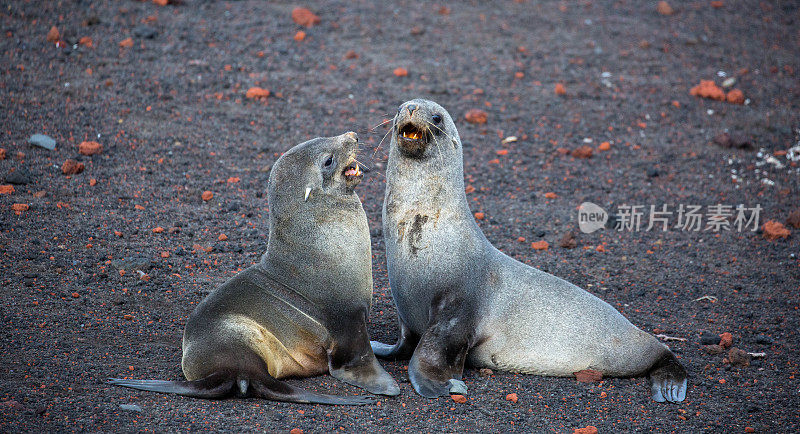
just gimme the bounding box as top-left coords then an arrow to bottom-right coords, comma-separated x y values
219,315 -> 328,379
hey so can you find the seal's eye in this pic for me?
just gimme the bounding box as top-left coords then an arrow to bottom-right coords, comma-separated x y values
432,114 -> 442,124
324,156 -> 333,167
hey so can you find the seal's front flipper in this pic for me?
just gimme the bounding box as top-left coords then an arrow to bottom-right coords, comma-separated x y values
407,320 -> 470,398
329,355 -> 399,396
648,351 -> 688,403
371,318 -> 419,361
328,308 -> 400,396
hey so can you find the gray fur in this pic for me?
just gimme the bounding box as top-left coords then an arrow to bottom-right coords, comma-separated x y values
373,99 -> 687,403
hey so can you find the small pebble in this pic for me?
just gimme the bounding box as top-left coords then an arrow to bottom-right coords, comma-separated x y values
701,344 -> 724,355
29,134 -> 56,150
132,25 -> 158,39
754,334 -> 773,345
119,404 -> 142,412
5,168 -> 32,185
700,333 -> 719,345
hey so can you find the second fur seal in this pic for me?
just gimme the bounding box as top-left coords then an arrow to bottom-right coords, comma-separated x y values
371,99 -> 688,403
110,132 -> 398,404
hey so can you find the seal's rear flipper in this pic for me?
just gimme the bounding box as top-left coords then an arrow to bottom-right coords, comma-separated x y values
250,376 -> 374,405
108,372 -> 234,398
108,372 -> 373,405
648,351 -> 688,403
370,318 -> 419,361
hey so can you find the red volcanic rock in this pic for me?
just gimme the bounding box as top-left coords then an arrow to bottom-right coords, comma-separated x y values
62,159 -> 84,175
505,393 -> 518,403
656,1 -> 674,15
531,241 -> 550,251
727,347 -> 750,368
393,67 -> 408,77
246,87 -> 270,99
559,231 -> 577,249
465,109 -> 488,124
690,80 -> 725,101
574,369 -> 602,383
719,332 -> 733,348
11,203 -> 29,215
451,394 -> 467,403
46,26 -> 60,42
573,427 -> 599,434
292,7 -> 320,27
571,146 -> 593,159
555,83 -> 567,95
786,209 -> 800,229
79,141 -> 103,156
762,220 -> 790,240
726,89 -> 745,104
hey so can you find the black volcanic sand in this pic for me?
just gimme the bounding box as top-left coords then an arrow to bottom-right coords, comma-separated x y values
1,1 -> 798,432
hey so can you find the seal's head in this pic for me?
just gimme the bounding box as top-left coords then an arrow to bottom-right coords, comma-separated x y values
268,132 -> 363,213
392,99 -> 461,159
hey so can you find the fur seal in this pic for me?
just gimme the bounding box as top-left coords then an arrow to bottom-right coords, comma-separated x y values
371,99 -> 688,403
110,132 -> 399,405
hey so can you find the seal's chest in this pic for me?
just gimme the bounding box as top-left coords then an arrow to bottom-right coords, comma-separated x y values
393,207 -> 442,257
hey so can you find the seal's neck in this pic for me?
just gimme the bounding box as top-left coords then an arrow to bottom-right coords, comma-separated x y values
386,139 -> 474,220
258,201 -> 373,309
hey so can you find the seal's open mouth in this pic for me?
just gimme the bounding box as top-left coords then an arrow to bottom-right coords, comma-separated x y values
398,123 -> 428,142
343,161 -> 362,183
396,122 -> 430,158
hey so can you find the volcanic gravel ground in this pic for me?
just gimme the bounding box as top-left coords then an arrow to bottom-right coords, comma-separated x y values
1,0 -> 799,432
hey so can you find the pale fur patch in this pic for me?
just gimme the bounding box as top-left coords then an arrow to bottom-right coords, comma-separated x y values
219,314 -> 327,379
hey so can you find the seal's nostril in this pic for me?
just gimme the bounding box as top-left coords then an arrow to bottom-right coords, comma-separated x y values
406,104 -> 418,116
345,131 -> 358,143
